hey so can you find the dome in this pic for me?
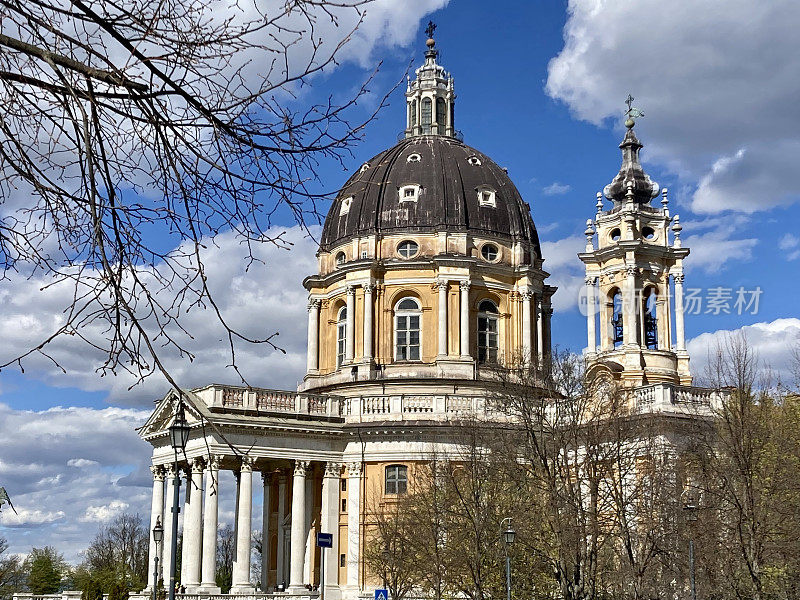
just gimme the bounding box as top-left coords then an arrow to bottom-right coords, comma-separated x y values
320,135 -> 542,258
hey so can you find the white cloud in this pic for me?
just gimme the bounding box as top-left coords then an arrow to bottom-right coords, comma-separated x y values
682,228 -> 758,274
541,235 -> 586,312
688,318 -> 800,386
0,225 -> 319,405
546,0 -> 800,214
81,500 -> 129,523
0,508 -> 66,528
67,459 -> 100,468
542,182 -> 571,196
779,233 -> 800,261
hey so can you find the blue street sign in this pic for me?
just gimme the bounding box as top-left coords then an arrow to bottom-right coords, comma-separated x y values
375,589 -> 388,600
316,532 -> 333,548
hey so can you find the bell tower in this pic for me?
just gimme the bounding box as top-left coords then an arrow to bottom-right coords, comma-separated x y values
404,21 -> 456,138
580,100 -> 691,387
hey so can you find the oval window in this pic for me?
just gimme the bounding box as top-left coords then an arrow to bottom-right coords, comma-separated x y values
481,243 -> 499,261
610,228 -> 621,242
642,226 -> 656,240
335,251 -> 346,266
397,240 -> 419,259
407,153 -> 421,163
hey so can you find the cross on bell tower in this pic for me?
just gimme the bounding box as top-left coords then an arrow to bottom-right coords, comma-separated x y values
579,99 -> 691,386
405,22 -> 456,138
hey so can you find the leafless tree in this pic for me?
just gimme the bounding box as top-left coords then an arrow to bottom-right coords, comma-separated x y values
0,0 -> 391,391
82,513 -> 149,589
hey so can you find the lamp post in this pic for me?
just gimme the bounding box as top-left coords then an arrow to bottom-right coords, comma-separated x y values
684,496 -> 698,600
152,517 -> 164,600
501,518 -> 515,600
168,399 -> 191,600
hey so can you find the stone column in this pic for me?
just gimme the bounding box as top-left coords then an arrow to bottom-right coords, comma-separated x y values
521,290 -> 532,363
289,461 -> 309,590
437,280 -> 448,357
147,465 -> 165,590
362,284 -> 374,361
161,464 -> 179,587
199,456 -> 220,593
345,286 -> 355,363
231,457 -> 255,593
536,296 -> 544,363
260,472 -> 272,592
585,277 -> 597,355
674,273 -> 686,350
320,463 -> 342,596
307,299 -> 320,373
543,304 -> 553,358
179,464 -> 193,585
183,458 -> 204,590
346,462 -> 362,590
303,475 -> 314,585
459,281 -> 471,358
623,265 -> 637,346
276,471 -> 288,586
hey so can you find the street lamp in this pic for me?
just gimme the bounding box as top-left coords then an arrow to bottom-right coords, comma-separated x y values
684,495 -> 699,600
501,518 -> 515,600
168,399 -> 190,600
152,517 -> 164,600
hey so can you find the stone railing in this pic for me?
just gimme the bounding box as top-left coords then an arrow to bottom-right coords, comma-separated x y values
343,394 -> 506,422
633,383 -> 723,415
193,385 -> 344,418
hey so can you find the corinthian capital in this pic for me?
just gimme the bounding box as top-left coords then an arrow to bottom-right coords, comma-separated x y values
294,460 -> 310,477
346,461 -> 363,477
150,464 -> 166,481
324,462 -> 343,478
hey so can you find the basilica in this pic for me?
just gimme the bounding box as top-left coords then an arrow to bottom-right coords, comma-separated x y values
138,31 -> 715,600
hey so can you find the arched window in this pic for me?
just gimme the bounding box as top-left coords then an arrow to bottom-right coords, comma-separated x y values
335,251 -> 346,266
395,298 -> 421,361
336,306 -> 347,367
611,290 -> 623,348
385,465 -> 408,495
421,98 -> 432,133
477,300 -> 499,364
643,287 -> 658,349
436,97 -> 446,130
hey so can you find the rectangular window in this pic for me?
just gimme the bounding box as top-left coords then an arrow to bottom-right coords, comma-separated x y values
340,554 -> 346,568
341,479 -> 346,492
385,465 -> 408,495
341,498 -> 347,512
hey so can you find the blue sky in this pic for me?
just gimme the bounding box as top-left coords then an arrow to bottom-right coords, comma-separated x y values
2,0 -> 800,562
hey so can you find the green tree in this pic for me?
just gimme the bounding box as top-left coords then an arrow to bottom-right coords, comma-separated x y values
24,547 -> 65,594
0,537 -> 25,600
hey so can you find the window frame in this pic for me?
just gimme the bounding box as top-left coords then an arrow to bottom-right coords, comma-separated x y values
336,306 -> 347,367
399,184 -> 421,203
335,251 -> 346,266
480,243 -> 499,262
477,299 -> 499,364
339,196 -> 353,216
477,186 -> 496,207
385,464 -> 408,495
396,240 -> 419,259
394,297 -> 422,362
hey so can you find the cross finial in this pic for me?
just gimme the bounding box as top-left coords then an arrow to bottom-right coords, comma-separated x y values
623,94 -> 644,128
425,20 -> 436,40
625,94 -> 634,112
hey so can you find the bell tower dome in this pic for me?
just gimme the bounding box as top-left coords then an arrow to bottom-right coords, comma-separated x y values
404,21 -> 456,138
580,102 -> 691,387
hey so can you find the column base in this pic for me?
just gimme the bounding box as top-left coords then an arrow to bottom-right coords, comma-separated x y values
194,584 -> 221,595
229,583 -> 256,594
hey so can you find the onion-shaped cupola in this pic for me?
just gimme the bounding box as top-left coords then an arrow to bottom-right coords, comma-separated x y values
602,108 -> 660,205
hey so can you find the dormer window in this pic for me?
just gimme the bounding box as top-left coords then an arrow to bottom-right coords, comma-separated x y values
399,184 -> 420,203
467,155 -> 481,166
335,252 -> 346,266
477,186 -> 496,207
407,153 -> 421,163
359,163 -> 370,173
340,196 -> 353,216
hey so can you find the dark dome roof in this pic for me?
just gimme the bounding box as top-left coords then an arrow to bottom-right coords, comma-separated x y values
320,136 -> 541,256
